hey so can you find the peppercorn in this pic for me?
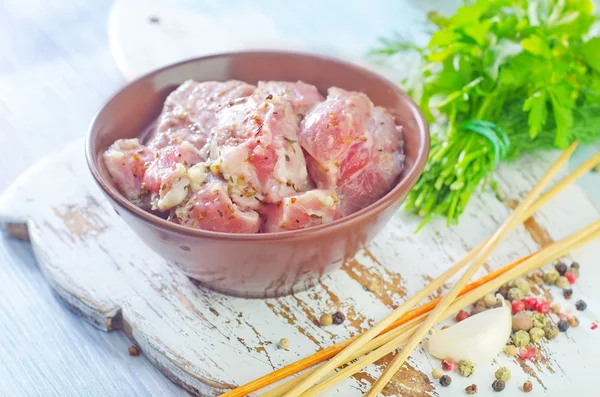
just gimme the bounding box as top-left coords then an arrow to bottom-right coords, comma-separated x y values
551,303 -> 561,313
128,346 -> 140,356
514,278 -> 531,293
497,284 -> 511,298
529,270 -> 543,285
439,375 -> 452,387
544,324 -> 559,340
523,296 -> 538,311
543,269 -> 559,285
569,266 -> 580,277
504,345 -> 517,356
555,276 -> 570,289
536,301 -> 550,314
458,359 -> 474,377
471,305 -> 487,316
575,300 -> 587,311
557,319 -> 570,332
474,298 -> 486,308
484,293 -> 498,308
519,346 -> 537,360
563,288 -> 573,299
512,313 -> 533,332
456,310 -> 470,322
332,311 -> 345,324
366,279 -> 380,292
492,379 -> 506,392
555,262 -> 568,276
442,357 -> 457,371
531,313 -> 548,328
567,316 -> 580,328
320,313 -> 333,326
431,368 -> 443,379
513,330 -> 531,347
279,337 -> 290,349
495,367 -> 511,382
511,300 -> 525,314
529,327 -> 545,343
571,261 -> 580,270
465,384 -> 478,394
508,287 -> 525,301
523,380 -> 533,393
564,272 -> 577,284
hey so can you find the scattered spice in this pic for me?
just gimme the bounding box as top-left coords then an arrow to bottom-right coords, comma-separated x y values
555,262 -> 568,276
519,346 -> 537,360
523,296 -> 538,311
511,300 -> 525,314
563,288 -> 573,299
551,303 -> 561,314
504,345 -> 517,356
543,269 -> 559,285
523,380 -> 533,393
497,284 -> 511,298
456,310 -> 471,322
439,375 -> 452,387
279,337 -> 290,350
567,316 -> 580,328
544,324 -> 559,340
591,322 -> 598,331
575,300 -> 587,311
569,267 -> 580,277
458,359 -> 474,377
512,313 -> 533,332
442,357 -> 458,371
465,384 -> 478,394
319,313 -> 333,326
536,301 -> 550,314
492,379 -> 506,392
366,279 -> 380,292
571,261 -> 580,270
513,330 -> 530,347
471,305 -> 487,316
555,276 -> 570,289
557,319 -> 570,332
495,367 -> 511,382
431,368 -> 443,379
508,288 -> 525,301
564,272 -> 577,284
332,311 -> 345,325
529,270 -> 543,285
128,346 -> 140,356
514,278 -> 531,293
529,327 -> 545,343
484,293 -> 498,308
530,313 -> 548,328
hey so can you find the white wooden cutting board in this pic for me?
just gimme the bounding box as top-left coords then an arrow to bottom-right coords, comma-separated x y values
1,140 -> 599,396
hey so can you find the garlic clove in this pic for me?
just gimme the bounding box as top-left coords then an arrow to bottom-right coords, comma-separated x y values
427,296 -> 512,363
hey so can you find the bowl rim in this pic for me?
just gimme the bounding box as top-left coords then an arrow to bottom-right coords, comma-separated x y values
86,50 -> 430,242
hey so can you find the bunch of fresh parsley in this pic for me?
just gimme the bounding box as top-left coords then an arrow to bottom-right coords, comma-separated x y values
372,0 -> 600,228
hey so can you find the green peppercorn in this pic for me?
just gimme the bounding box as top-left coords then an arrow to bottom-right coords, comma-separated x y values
544,324 -> 559,340
529,327 -> 545,343
507,287 -> 525,301
570,262 -> 580,270
514,278 -> 531,293
569,266 -> 580,278
504,345 -> 517,356
484,293 -> 498,308
513,330 -> 531,347
492,379 -> 506,392
543,269 -> 559,285
531,313 -> 548,328
495,367 -> 511,382
555,276 -> 570,289
458,359 -> 474,377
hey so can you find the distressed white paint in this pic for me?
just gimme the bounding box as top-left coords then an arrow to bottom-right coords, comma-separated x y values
1,141 -> 599,396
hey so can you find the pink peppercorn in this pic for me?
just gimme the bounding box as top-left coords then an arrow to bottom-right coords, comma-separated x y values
592,323 -> 598,331
512,300 -> 525,314
565,272 -> 577,284
519,346 -> 537,360
442,357 -> 457,371
456,310 -> 470,322
536,301 -> 550,314
523,296 -> 538,311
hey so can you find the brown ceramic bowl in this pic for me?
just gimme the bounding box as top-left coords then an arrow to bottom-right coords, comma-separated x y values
86,51 -> 429,298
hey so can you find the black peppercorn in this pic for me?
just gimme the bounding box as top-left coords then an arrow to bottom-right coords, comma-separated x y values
492,379 -> 505,392
563,288 -> 573,298
555,262 -> 568,276
575,300 -> 587,311
440,375 -> 452,387
570,262 -> 580,270
332,311 -> 345,325
557,319 -> 570,332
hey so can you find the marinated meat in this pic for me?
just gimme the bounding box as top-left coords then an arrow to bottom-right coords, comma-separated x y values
255,81 -> 324,115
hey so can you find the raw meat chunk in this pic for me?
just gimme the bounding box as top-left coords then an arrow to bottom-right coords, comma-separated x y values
255,81 -> 324,114
146,80 -> 256,150
205,93 -> 311,209
298,88 -> 403,216
263,190 -> 339,233
103,138 -> 155,206
143,142 -> 203,211
175,177 -> 261,233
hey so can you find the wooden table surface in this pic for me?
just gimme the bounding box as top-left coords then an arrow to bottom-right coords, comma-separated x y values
1,1 -> 599,397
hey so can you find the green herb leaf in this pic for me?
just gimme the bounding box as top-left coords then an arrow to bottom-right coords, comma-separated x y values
520,35 -> 551,58
522,91 -> 548,138
580,37 -> 600,74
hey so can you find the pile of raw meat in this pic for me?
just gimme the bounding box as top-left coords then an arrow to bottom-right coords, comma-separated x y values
104,80 -> 404,233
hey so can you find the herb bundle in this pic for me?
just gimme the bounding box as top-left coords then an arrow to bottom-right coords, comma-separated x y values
372,0 -> 600,227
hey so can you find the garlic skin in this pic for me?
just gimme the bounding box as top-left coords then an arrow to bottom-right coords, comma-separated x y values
427,296 -> 512,363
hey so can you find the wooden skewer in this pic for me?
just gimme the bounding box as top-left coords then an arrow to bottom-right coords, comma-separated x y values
222,146 -> 597,397
363,143 -> 578,396
302,223 -> 600,397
